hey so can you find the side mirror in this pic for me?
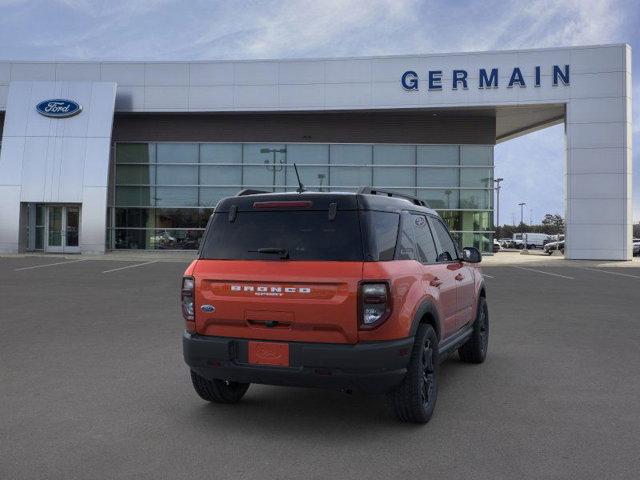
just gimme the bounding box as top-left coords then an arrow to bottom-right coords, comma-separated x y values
462,246 -> 482,263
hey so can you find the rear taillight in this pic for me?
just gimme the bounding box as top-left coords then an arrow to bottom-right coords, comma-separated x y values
181,276 -> 195,321
359,282 -> 392,329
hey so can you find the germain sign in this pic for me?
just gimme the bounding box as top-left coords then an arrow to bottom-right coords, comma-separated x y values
36,99 -> 82,118
401,65 -> 570,91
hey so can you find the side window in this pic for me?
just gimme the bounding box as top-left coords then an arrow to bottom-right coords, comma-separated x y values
364,211 -> 400,261
395,213 -> 416,260
429,217 -> 458,262
411,214 -> 438,264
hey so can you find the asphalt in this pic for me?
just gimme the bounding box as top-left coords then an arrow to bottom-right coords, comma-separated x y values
1,257 -> 639,479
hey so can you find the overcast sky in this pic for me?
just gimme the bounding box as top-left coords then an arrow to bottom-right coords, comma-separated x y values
0,0 -> 637,225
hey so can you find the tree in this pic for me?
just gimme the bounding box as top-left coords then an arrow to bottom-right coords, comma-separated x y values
541,214 -> 564,229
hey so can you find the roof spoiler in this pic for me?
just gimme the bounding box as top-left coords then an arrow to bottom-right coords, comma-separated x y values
236,189 -> 271,196
357,187 -> 428,207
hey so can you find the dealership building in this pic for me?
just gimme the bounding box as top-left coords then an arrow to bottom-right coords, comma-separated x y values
0,44 -> 633,259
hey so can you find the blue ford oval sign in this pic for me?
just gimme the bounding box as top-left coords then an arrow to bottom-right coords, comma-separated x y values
36,99 -> 82,118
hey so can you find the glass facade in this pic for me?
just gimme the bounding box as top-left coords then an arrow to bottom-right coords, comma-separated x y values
109,142 -> 494,252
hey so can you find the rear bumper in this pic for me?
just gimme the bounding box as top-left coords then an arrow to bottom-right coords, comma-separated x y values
183,332 -> 414,394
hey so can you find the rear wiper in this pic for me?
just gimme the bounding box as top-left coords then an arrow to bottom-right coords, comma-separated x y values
248,247 -> 290,259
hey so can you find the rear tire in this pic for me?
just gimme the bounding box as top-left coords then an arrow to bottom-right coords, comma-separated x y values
190,370 -> 250,404
458,297 -> 489,364
386,324 -> 438,424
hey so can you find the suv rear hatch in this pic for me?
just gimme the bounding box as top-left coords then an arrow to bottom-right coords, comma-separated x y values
194,195 -> 364,344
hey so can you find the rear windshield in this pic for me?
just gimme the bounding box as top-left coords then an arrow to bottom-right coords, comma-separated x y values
200,210 -> 364,261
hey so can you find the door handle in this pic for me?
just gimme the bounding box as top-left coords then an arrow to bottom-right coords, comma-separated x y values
429,277 -> 443,287
455,273 -> 464,281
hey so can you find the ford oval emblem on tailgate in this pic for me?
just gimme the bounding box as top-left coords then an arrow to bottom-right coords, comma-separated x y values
200,304 -> 215,312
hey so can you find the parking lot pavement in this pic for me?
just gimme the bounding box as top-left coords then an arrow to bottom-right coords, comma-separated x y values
1,258 -> 640,479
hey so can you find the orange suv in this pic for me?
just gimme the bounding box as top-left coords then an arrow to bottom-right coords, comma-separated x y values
182,188 -> 488,423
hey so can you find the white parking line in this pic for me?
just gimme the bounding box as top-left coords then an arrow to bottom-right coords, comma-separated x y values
579,267 -> 640,279
102,261 -> 158,274
15,259 -> 86,271
482,273 -> 495,279
512,266 -> 575,280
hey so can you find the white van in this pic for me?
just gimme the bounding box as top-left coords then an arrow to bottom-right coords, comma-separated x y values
512,233 -> 552,249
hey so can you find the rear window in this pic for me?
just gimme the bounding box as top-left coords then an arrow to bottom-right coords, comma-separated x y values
200,210 -> 364,261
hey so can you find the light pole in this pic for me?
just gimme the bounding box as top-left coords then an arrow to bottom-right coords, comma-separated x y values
518,202 -> 527,252
494,178 -> 503,227
261,147 -> 287,192
444,189 -> 452,209
317,173 -> 326,192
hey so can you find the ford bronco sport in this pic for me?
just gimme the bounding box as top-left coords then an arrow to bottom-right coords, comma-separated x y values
182,187 -> 488,423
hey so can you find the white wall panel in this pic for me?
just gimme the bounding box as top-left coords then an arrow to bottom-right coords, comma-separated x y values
11,63 -> 55,81
189,63 -> 234,86
234,62 -> 278,85
234,85 -> 278,108
114,86 -> 144,110
278,84 -> 324,108
87,83 -> 117,137
80,186 -> 108,253
0,186 -> 21,252
0,86 -> 8,108
188,86 -> 235,109
145,86 -> 189,110
567,97 -> 626,124
0,63 -> 10,84
101,63 -> 145,86
55,63 -> 101,81
324,59 -> 371,83
567,123 -> 626,149
145,63 -> 189,86
3,82 -> 32,136
83,137 -> 112,187
567,198 -> 625,225
0,136 -> 25,185
278,61 -> 324,85
325,83 -> 372,107
57,137 -> 86,202
567,147 -> 630,175
570,46 -> 625,74
1,80 -> 116,253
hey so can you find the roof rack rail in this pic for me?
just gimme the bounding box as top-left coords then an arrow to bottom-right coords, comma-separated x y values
357,187 -> 428,207
236,189 -> 270,196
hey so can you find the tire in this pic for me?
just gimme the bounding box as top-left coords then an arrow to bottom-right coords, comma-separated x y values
458,297 -> 489,364
386,324 -> 438,424
190,370 -> 250,404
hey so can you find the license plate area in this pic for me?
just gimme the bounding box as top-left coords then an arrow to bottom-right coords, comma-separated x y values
248,341 -> 290,367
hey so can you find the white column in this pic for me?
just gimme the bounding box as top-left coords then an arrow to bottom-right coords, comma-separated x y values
564,45 -> 632,260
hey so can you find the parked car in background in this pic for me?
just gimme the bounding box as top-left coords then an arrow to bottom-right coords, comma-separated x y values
633,238 -> 640,256
513,233 -> 553,249
493,239 -> 501,253
498,238 -> 515,249
544,240 -> 565,255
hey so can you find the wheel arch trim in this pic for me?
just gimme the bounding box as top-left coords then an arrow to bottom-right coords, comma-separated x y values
409,300 -> 442,341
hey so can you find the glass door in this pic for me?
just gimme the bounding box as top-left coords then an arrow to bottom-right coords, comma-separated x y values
45,205 -> 81,253
64,206 -> 80,253
46,206 -> 64,253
